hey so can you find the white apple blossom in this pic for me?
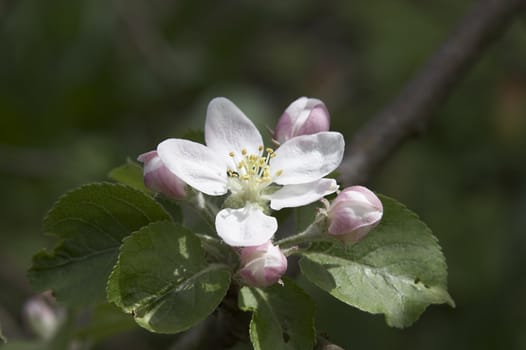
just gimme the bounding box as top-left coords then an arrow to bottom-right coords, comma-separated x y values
157,97 -> 344,247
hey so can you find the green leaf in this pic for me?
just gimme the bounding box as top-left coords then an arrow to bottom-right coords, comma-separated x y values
155,196 -> 183,224
197,233 -> 239,268
107,221 -> 231,334
106,263 -> 123,308
238,278 -> 316,350
108,159 -> 148,192
299,195 -> 454,328
29,183 -> 171,306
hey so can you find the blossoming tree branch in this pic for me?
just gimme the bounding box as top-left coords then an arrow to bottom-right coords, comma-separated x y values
10,0 -> 524,347
27,97 -> 454,349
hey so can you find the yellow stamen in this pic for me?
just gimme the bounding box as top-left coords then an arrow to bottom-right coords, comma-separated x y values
226,145 -> 283,185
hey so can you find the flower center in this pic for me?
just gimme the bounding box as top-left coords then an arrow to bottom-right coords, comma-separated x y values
227,146 -> 282,185
225,146 -> 283,205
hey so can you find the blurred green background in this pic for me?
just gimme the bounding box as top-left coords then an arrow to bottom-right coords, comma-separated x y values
1,0 -> 526,349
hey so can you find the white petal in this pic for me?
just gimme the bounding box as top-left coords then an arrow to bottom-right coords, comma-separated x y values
267,178 -> 339,210
215,205 -> 277,247
271,132 -> 344,185
157,139 -> 228,196
205,97 -> 263,160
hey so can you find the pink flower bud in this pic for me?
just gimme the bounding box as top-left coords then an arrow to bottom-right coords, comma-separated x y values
274,97 -> 330,143
137,151 -> 187,199
328,186 -> 383,243
239,241 -> 288,287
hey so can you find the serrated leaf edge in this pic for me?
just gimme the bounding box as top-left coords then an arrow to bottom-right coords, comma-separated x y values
377,194 -> 451,282
29,182 -> 171,303
42,182 -> 170,238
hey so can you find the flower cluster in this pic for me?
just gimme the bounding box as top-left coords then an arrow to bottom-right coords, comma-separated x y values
138,97 -> 383,287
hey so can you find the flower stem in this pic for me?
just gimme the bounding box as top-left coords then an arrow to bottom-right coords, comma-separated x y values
188,191 -> 220,228
276,215 -> 329,248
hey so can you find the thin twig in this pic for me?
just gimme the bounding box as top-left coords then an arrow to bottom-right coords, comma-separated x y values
340,0 -> 526,185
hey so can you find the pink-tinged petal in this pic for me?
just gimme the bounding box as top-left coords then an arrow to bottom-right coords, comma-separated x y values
137,150 -> 158,165
215,204 -> 277,247
137,151 -> 187,199
157,139 -> 228,196
267,178 -> 339,210
205,97 -> 263,161
239,241 -> 273,263
296,103 -> 330,136
274,97 -> 311,143
239,241 -> 288,287
331,185 -> 383,209
274,97 -> 330,143
274,111 -> 294,144
272,132 -> 344,185
328,186 -> 383,243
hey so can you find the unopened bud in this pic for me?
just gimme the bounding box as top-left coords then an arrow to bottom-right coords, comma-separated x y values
23,292 -> 65,340
239,241 -> 287,287
137,151 -> 187,199
328,186 -> 383,243
274,97 -> 330,143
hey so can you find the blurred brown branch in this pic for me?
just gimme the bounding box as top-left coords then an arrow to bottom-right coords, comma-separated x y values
340,0 -> 526,185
